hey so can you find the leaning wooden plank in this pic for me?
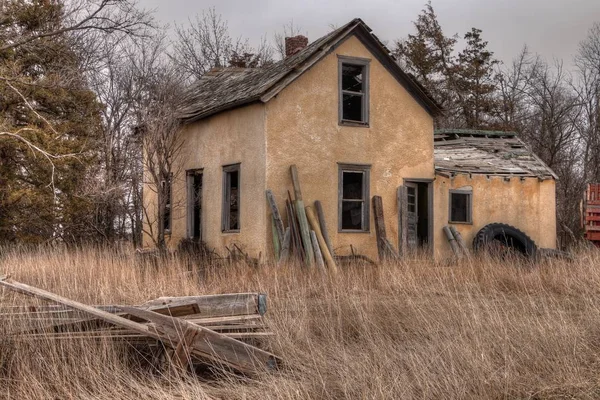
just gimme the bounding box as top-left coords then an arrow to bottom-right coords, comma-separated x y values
122,306 -> 279,375
278,227 -> 291,266
295,199 -> 314,267
290,165 -> 314,267
372,195 -> 388,262
266,190 -> 285,249
171,327 -> 199,370
310,230 -> 325,270
315,200 -> 334,257
305,206 -> 338,274
290,165 -> 303,201
383,238 -> 400,261
449,226 -> 469,258
443,225 -> 462,257
0,278 -> 163,341
141,293 -> 267,317
271,215 -> 281,261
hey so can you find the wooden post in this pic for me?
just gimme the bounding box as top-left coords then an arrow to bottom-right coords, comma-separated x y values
449,226 -> 469,257
305,206 -> 338,274
290,165 -> 314,267
271,216 -> 280,261
310,230 -> 325,270
290,165 -> 303,201
315,200 -> 334,257
266,190 -> 285,245
278,228 -> 291,266
372,195 -> 388,262
443,225 -> 461,257
397,186 -> 408,257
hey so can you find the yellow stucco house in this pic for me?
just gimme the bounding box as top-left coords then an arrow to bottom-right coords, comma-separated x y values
143,18 -> 557,261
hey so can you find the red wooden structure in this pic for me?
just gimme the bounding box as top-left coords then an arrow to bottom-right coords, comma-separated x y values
583,184 -> 600,246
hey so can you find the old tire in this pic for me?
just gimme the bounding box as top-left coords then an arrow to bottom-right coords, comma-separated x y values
472,223 -> 537,258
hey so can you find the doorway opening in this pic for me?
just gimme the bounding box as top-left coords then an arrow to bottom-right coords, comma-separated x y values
404,180 -> 432,250
187,169 -> 203,241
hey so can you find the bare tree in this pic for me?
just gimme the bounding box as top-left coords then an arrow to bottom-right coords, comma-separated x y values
171,8 -> 272,82
129,37 -> 187,250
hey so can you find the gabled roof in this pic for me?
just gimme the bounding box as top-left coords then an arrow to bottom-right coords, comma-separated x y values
177,18 -> 443,124
434,129 -> 557,180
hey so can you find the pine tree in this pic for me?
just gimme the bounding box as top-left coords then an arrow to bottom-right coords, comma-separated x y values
452,28 -> 500,128
0,0 -> 102,243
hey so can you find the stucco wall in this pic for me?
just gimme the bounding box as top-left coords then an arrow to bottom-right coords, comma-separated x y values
433,173 -> 557,258
265,34 -> 435,260
143,104 -> 268,256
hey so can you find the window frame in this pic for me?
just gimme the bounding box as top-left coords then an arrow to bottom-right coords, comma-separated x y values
338,56 -> 370,127
448,189 -> 473,224
338,163 -> 371,233
160,173 -> 173,234
221,163 -> 241,233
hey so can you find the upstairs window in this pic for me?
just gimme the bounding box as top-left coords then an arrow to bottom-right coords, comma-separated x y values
338,164 -> 370,232
449,189 -> 472,224
338,57 -> 370,125
222,164 -> 240,232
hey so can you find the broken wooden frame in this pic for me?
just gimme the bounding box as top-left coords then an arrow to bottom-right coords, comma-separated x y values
0,276 -> 280,375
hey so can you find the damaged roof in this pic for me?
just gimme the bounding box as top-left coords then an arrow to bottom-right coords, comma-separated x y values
177,18 -> 443,124
434,129 -> 557,180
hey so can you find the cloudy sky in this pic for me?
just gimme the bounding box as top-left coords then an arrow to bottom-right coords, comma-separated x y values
138,0 -> 600,67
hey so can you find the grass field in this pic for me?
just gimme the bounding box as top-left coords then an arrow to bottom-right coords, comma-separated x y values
1,246 -> 600,399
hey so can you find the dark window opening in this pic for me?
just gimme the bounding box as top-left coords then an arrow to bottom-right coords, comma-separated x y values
187,170 -> 203,240
339,165 -> 370,231
222,164 -> 240,232
450,191 -> 472,223
161,175 -> 172,232
339,58 -> 369,124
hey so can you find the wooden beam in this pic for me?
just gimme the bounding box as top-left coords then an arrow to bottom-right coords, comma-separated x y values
443,226 -> 461,257
278,227 -> 291,266
266,189 -> 285,248
305,206 -> 338,274
0,278 -> 162,341
310,230 -> 325,270
141,293 -> 267,317
449,226 -> 469,257
315,200 -> 334,257
290,165 -> 303,201
372,195 -> 387,262
121,306 -> 279,375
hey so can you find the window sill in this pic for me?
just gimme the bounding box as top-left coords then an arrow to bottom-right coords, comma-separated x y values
222,230 -> 240,235
448,221 -> 473,225
338,229 -> 371,234
339,120 -> 370,128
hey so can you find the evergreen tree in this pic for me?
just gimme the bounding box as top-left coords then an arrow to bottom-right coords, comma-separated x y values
0,0 -> 102,243
452,28 -> 500,128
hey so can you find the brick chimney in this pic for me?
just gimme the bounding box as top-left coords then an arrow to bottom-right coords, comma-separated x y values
285,35 -> 308,57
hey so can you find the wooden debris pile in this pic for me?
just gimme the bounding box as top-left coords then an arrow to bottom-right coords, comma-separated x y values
0,276 -> 280,375
266,165 -> 338,271
267,165 -> 401,267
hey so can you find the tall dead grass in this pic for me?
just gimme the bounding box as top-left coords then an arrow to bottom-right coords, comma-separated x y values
2,246 -> 600,399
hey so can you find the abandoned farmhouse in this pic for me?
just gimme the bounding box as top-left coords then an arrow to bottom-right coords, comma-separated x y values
143,18 -> 557,260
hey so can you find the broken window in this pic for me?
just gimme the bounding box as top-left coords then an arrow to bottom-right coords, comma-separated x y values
222,164 -> 240,232
449,190 -> 472,224
339,57 -> 370,124
338,164 -> 370,231
187,169 -> 203,240
161,174 -> 172,233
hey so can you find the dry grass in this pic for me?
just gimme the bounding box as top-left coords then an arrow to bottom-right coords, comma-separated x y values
2,246 -> 600,399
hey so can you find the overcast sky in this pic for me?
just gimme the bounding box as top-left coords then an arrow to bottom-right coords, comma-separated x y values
138,0 -> 600,67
